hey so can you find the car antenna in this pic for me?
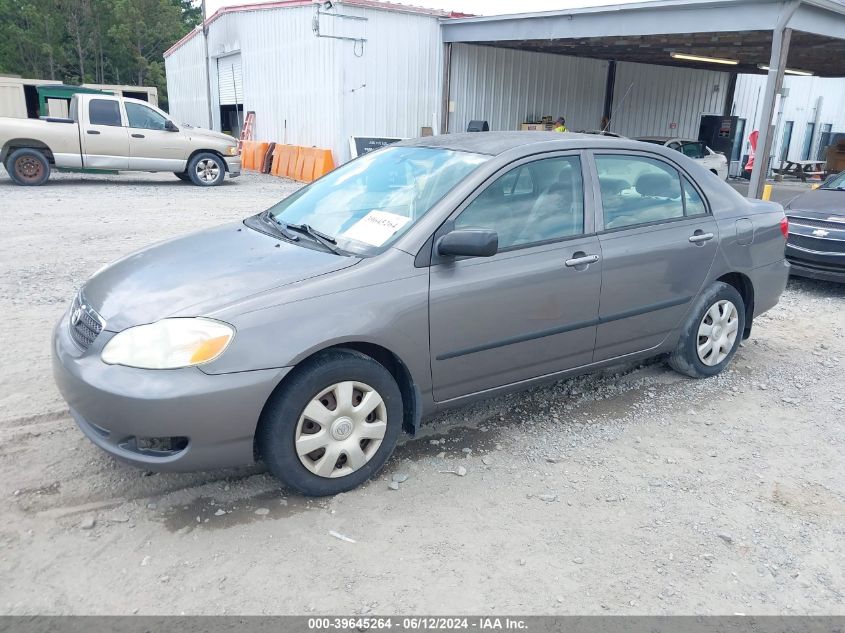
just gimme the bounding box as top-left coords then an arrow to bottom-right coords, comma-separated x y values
602,81 -> 635,133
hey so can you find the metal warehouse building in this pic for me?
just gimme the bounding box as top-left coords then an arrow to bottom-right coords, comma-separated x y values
164,0 -> 460,163
164,0 -> 845,189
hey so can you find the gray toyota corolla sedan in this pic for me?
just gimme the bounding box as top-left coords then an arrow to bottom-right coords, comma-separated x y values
53,132 -> 790,496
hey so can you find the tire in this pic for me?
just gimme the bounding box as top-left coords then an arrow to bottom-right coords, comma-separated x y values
257,349 -> 403,496
186,152 -> 226,186
173,171 -> 191,182
6,148 -> 50,186
668,282 -> 746,378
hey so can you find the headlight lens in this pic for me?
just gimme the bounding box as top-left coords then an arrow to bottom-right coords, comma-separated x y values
225,145 -> 239,156
101,318 -> 234,369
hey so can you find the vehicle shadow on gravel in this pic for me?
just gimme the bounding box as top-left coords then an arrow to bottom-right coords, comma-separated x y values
787,276 -> 845,298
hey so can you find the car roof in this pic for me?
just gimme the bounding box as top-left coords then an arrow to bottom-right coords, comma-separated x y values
396,131 -> 603,156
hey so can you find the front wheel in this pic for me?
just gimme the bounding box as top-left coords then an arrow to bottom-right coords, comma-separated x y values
187,152 -> 226,186
257,349 -> 403,496
6,148 -> 51,186
668,282 -> 745,378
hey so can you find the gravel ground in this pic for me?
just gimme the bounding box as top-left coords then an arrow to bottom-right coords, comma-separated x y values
1,168 -> 843,615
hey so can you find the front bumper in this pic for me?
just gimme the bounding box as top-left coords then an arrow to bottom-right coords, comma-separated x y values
52,309 -> 290,472
225,156 -> 242,178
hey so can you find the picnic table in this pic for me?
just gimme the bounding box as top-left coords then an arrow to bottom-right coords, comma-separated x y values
773,159 -> 827,182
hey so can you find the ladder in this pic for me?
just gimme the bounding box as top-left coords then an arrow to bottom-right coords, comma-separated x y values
238,111 -> 255,150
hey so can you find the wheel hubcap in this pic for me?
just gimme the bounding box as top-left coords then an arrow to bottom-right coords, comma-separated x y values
295,381 -> 388,478
697,299 -> 739,366
196,159 -> 220,182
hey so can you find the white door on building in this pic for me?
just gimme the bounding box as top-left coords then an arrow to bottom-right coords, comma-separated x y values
217,53 -> 243,136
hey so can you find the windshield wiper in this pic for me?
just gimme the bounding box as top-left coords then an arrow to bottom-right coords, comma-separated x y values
258,211 -> 300,242
285,223 -> 344,255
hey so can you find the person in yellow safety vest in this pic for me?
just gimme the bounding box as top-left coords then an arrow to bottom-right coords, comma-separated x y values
553,117 -> 568,132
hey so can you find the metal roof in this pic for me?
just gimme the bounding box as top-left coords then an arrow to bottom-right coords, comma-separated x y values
440,0 -> 845,77
164,0 -> 471,58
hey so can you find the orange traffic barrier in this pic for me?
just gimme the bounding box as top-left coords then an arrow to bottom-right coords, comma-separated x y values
240,140 -> 256,170
271,144 -> 299,178
248,142 -> 270,172
311,149 -> 334,180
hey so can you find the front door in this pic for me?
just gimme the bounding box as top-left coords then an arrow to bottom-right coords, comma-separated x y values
591,152 -> 718,361
81,97 -> 129,169
429,154 -> 602,402
124,101 -> 188,171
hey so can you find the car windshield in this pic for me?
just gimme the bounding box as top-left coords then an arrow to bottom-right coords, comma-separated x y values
267,146 -> 489,255
821,172 -> 845,190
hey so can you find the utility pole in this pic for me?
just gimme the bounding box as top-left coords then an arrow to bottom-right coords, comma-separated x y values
202,0 -> 214,130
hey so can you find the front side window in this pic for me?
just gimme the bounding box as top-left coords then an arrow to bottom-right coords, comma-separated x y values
596,155 -> 684,230
455,156 -> 585,249
125,102 -> 167,130
680,142 -> 707,159
268,146 -> 488,255
89,99 -> 121,127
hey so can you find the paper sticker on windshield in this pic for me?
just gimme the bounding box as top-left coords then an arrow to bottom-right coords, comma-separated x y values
343,211 -> 410,247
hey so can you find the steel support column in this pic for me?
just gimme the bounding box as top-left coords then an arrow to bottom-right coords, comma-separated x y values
749,0 -> 800,199
440,42 -> 452,135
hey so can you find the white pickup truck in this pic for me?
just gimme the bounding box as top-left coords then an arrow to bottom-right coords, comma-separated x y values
0,93 -> 241,186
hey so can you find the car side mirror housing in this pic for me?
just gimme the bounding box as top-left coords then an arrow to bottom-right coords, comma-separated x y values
436,228 -> 498,258
165,120 -> 179,132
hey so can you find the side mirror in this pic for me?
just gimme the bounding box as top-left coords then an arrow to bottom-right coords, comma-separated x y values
436,228 -> 498,258
165,120 -> 179,132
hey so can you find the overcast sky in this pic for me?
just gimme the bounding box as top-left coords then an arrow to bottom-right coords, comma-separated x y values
204,0 -> 649,18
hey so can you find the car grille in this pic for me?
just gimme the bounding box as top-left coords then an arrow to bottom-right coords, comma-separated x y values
69,293 -> 105,351
787,233 -> 845,254
788,216 -> 845,231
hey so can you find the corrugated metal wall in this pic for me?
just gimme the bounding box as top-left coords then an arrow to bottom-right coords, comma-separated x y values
163,31 -> 209,127
447,44 -> 608,133
165,3 -> 442,164
610,62 -> 729,139
733,74 -> 845,162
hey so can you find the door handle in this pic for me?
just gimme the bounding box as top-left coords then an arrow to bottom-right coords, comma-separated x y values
689,231 -> 714,244
565,254 -> 600,268
131,133 -> 145,138
86,130 -> 100,135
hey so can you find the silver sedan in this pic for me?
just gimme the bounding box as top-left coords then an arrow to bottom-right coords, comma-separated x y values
53,132 -> 789,496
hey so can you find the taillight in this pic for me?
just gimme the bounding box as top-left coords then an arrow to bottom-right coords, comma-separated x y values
780,217 -> 789,238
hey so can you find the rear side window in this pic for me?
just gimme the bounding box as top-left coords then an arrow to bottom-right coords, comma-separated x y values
682,176 -> 707,215
680,141 -> 707,159
89,99 -> 121,127
596,155 -> 684,230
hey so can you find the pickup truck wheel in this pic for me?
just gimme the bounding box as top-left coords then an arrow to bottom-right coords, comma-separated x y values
173,171 -> 191,182
187,152 -> 225,186
7,148 -> 50,186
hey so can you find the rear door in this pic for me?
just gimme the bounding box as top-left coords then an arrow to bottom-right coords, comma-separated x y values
80,97 -> 129,169
124,101 -> 188,171
428,153 -> 602,402
589,151 -> 718,361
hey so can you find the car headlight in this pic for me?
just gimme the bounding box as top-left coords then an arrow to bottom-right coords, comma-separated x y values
225,145 -> 239,156
101,318 -> 234,369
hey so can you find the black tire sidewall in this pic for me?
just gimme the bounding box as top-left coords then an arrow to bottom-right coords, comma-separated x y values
187,153 -> 225,186
8,148 -> 50,186
679,283 -> 746,377
258,350 -> 403,496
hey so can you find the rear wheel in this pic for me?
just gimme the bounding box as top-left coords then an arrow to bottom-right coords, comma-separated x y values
187,152 -> 226,186
668,282 -> 745,378
6,148 -> 50,186
257,349 -> 403,496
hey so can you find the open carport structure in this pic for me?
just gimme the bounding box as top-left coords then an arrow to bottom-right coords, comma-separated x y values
439,0 -> 845,198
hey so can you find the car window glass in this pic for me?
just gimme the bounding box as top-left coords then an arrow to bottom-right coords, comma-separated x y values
89,99 -> 122,126
668,142 -> 681,150
596,155 -> 684,230
455,156 -> 584,249
681,142 -> 705,159
125,102 -> 167,130
682,176 -> 707,216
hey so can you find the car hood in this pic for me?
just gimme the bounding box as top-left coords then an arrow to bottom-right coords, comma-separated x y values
786,189 -> 845,217
185,126 -> 238,145
83,222 -> 359,331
